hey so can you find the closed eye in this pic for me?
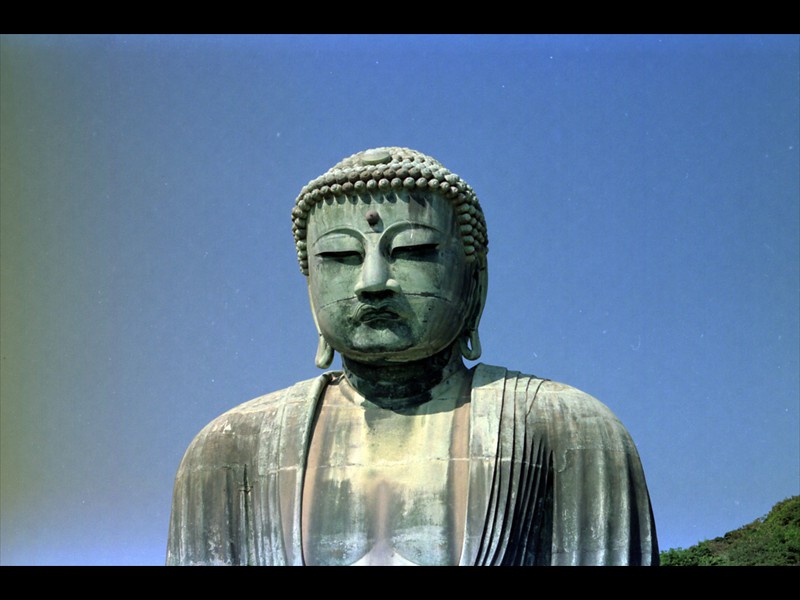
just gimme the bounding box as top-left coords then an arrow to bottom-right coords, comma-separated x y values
317,250 -> 363,265
391,243 -> 439,261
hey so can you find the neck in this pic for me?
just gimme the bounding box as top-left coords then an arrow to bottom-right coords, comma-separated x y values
341,344 -> 468,409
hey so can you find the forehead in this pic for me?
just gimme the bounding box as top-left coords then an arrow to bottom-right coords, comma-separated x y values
307,191 -> 457,238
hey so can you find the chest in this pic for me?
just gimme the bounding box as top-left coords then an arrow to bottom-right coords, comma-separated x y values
301,388 -> 470,565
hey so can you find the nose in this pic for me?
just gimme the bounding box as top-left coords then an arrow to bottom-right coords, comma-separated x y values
355,249 -> 401,299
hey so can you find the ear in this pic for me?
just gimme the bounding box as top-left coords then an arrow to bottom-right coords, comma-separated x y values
308,284 -> 334,369
460,259 -> 488,361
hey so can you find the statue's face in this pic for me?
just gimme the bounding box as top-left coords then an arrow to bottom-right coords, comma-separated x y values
307,190 -> 476,364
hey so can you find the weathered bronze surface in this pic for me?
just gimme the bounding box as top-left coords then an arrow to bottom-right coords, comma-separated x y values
167,147 -> 658,566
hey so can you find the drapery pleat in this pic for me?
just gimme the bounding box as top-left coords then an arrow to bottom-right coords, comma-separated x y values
167,365 -> 657,566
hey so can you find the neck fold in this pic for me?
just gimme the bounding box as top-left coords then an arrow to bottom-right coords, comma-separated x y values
341,344 -> 468,409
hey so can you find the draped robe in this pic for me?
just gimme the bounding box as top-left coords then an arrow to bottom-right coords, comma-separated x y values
167,364 -> 658,565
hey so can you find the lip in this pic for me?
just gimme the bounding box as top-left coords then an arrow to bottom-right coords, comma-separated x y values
354,304 -> 403,324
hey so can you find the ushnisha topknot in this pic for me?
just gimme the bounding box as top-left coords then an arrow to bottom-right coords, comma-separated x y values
291,147 -> 488,275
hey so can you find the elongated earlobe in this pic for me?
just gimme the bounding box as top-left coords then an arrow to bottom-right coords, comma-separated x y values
308,286 -> 334,369
460,263 -> 487,362
460,329 -> 482,361
315,334 -> 334,369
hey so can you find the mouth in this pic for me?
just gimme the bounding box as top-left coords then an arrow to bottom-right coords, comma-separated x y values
354,304 -> 403,325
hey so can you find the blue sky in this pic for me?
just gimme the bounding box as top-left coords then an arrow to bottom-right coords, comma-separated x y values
1,34 -> 798,565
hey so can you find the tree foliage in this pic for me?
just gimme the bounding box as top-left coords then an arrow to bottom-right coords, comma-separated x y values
660,496 -> 800,566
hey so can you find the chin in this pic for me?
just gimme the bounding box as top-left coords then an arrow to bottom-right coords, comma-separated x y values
330,335 -> 427,363
337,343 -> 417,363
337,339 -> 454,365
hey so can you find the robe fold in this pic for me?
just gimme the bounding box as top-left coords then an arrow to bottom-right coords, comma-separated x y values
167,364 -> 658,565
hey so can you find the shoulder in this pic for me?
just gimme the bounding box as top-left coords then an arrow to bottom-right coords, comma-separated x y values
474,363 -> 614,415
177,373 -> 331,469
533,378 -> 621,423
211,373 -> 326,421
474,363 -> 633,450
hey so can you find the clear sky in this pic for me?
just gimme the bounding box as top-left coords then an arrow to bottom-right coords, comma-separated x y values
1,34 -> 798,565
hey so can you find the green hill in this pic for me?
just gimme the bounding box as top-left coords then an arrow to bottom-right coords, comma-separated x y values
660,496 -> 800,566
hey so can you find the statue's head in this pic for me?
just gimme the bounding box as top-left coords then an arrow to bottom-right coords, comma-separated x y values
291,147 -> 488,368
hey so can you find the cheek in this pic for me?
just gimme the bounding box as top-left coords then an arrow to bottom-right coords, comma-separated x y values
403,297 -> 468,351
315,304 -> 341,328
314,302 -> 354,347
393,249 -> 469,294
309,264 -> 358,304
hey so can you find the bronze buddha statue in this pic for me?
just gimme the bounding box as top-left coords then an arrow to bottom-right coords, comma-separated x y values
167,147 -> 658,566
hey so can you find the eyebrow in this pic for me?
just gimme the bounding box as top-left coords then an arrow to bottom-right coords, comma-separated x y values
312,221 -> 443,246
382,221 -> 443,237
311,227 -> 365,248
